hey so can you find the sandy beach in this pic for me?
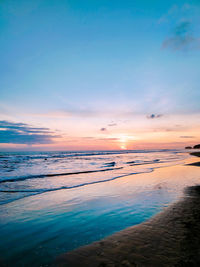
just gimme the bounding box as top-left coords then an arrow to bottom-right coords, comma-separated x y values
57,154 -> 200,267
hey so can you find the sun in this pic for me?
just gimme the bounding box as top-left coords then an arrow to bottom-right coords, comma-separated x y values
119,135 -> 129,150
114,134 -> 135,150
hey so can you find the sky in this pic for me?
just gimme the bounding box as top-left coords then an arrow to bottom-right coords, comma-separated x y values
0,0 -> 200,151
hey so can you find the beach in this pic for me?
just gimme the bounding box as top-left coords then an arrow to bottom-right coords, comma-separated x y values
57,153 -> 200,267
1,150 -> 200,266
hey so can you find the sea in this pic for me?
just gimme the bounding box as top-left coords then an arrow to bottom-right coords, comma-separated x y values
0,149 -> 199,266
0,149 -> 188,205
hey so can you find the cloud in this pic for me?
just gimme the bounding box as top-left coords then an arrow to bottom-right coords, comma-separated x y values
100,122 -> 117,133
160,3 -> 200,52
162,20 -> 200,51
180,136 -> 195,138
0,121 -> 60,144
147,114 -> 163,119
30,107 -> 137,119
100,127 -> 107,132
81,137 -> 118,142
108,123 -> 117,127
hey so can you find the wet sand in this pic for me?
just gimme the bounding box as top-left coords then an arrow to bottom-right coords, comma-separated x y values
57,159 -> 200,267
57,186 -> 200,266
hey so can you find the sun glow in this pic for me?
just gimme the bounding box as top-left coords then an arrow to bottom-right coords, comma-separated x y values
118,135 -> 134,150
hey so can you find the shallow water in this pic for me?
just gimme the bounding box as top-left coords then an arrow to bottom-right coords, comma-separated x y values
0,150 -> 199,266
0,149 -> 188,205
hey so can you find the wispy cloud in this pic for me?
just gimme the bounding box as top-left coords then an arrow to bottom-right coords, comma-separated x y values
0,121 -> 60,144
162,21 -> 200,51
147,114 -> 163,119
31,109 -> 135,119
108,123 -> 117,127
180,135 -> 195,138
99,121 -> 118,133
161,4 -> 200,51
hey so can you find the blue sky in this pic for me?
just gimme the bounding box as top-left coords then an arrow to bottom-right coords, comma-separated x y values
0,0 -> 200,150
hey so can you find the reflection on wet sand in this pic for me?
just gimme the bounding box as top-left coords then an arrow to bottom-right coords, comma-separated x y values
57,156 -> 200,267
57,185 -> 200,267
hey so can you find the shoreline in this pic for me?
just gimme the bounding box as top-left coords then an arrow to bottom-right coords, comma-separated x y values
57,156 -> 200,267
57,186 -> 200,266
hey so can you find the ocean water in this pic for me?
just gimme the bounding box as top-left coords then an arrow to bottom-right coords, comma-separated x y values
0,149 -> 199,266
0,149 -> 187,205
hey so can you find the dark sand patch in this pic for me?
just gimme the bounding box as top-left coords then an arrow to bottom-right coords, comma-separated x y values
57,185 -> 200,267
187,162 -> 200,167
190,152 -> 200,158
187,152 -> 200,166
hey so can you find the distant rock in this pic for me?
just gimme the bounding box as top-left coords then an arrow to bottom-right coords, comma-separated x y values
185,146 -> 192,149
193,144 -> 200,149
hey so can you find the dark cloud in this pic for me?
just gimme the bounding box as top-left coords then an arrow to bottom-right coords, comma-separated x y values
180,136 -> 195,138
162,21 -> 200,51
147,114 -> 163,119
100,127 -> 107,132
0,121 -> 60,144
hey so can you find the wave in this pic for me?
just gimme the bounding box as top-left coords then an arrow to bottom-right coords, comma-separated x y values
0,157 -> 183,184
0,167 -> 123,183
129,159 -> 161,166
104,162 -> 116,167
0,150 -> 189,205
0,168 -> 154,194
0,149 -> 179,161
